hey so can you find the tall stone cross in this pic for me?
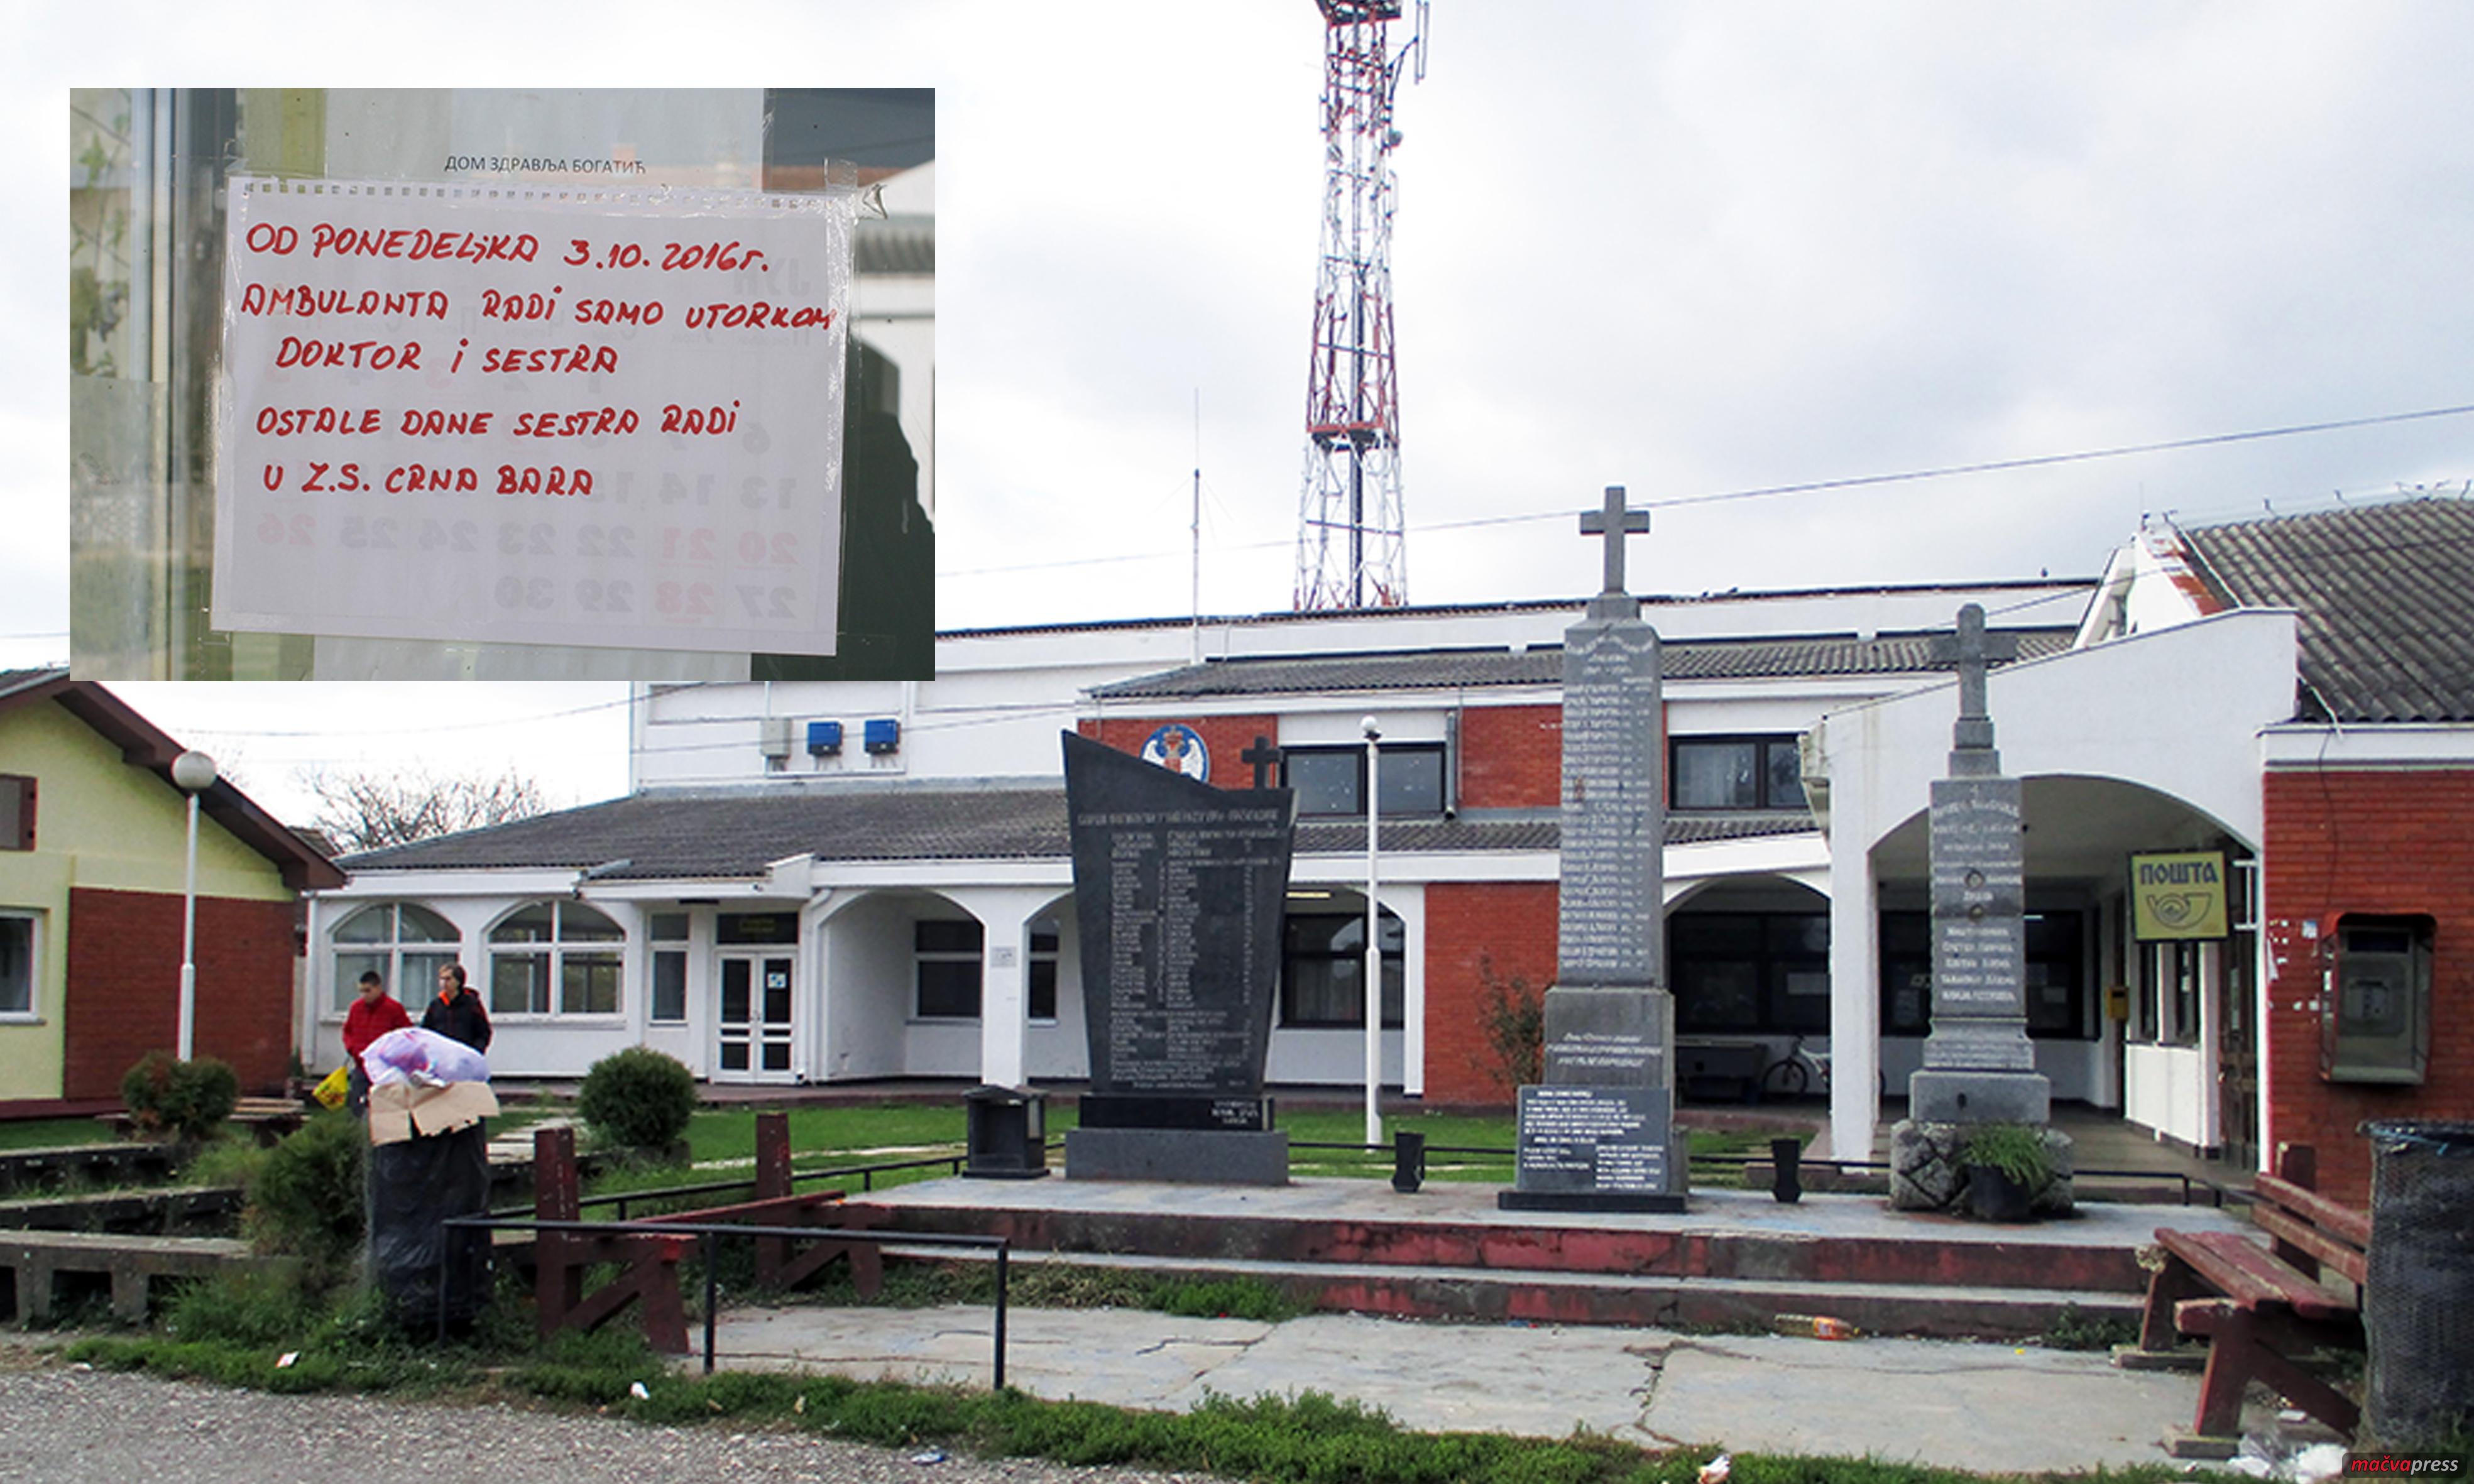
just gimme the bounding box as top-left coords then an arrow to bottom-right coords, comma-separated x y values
1930,603 -> 2017,772
1578,485 -> 1649,597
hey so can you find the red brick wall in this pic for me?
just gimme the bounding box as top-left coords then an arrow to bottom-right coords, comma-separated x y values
1079,714 -> 1281,790
1456,704 -> 1562,809
62,887 -> 298,1099
1423,881 -> 1558,1107
2260,768 -> 2474,1203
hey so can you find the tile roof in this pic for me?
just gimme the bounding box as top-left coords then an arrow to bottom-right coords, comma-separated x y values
2181,498 -> 2474,723
1088,629 -> 2074,700
339,785 -> 1817,877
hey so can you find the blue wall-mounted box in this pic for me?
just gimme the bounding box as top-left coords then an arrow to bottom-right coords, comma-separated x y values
806,721 -> 843,756
863,718 -> 901,755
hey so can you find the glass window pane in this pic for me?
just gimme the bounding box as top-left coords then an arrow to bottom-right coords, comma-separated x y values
0,918 -> 31,1015
396,903 -> 458,942
1765,741 -> 1807,810
561,954 -> 621,1015
917,959 -> 980,1018
720,1041 -> 750,1072
720,959 -> 750,1024
915,919 -> 981,954
761,1040 -> 791,1071
334,951 -> 385,1012
1376,746 -> 1444,815
1673,741 -> 1758,809
403,952 -> 460,1010
491,953 -> 549,1015
1027,959 -> 1058,1021
492,903 -> 557,944
1029,922 -> 1059,954
559,903 -> 623,942
1283,956 -> 1360,1026
652,949 -> 687,1022
1286,751 -> 1360,816
333,905 -> 391,943
650,912 -> 691,942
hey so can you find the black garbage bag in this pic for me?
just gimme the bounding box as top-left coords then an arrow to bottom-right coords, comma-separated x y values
369,1123 -> 492,1332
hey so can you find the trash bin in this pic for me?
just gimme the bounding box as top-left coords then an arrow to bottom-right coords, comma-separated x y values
2362,1120 -> 2474,1448
369,1122 -> 493,1332
964,1084 -> 1048,1179
1391,1129 -> 1426,1193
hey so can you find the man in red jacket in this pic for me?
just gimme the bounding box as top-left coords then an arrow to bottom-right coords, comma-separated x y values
341,969 -> 412,1113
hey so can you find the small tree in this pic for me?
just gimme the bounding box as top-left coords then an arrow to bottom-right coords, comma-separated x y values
1472,956 -> 1545,1094
302,765 -> 548,853
245,1110 -> 366,1278
576,1047 -> 698,1152
120,1052 -> 239,1141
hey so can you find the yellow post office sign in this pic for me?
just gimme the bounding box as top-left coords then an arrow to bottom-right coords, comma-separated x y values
2130,851 -> 2230,940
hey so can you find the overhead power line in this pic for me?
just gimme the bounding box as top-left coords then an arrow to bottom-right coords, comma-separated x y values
941,399 -> 2474,579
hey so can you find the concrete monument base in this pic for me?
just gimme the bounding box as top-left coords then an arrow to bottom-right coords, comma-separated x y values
1065,1128 -> 1289,1186
1888,1118 -> 2075,1216
1908,1069 -> 2051,1125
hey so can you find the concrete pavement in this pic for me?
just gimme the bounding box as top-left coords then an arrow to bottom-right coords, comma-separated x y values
708,1301 -> 2335,1476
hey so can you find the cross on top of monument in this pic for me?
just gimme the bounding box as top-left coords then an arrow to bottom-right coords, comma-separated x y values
1578,485 -> 1649,597
1240,734 -> 1283,790
1932,603 -> 2019,761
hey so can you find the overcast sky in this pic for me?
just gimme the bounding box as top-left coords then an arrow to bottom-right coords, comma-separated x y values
14,2 -> 2474,824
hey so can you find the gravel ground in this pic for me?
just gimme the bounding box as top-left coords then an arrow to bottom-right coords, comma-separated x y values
0,1343 -> 1210,1484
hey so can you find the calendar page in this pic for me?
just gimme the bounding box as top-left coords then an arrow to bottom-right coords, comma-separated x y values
211,177 -> 851,657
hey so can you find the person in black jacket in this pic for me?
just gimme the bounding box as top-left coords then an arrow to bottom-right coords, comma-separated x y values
422,963 -> 492,1054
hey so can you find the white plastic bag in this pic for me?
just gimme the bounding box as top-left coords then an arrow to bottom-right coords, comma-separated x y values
362,1026 -> 490,1086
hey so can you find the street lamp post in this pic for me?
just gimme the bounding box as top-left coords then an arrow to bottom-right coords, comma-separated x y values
170,750 -> 218,1061
1361,716 -> 1382,1148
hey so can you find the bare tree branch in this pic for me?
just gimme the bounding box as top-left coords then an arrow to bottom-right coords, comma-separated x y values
301,765 -> 548,853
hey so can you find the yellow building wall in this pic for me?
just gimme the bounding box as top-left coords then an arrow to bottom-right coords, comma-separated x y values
0,697 -> 295,1100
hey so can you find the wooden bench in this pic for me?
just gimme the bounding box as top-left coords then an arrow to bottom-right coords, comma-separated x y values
2125,1144 -> 2366,1454
2,1230 -> 282,1324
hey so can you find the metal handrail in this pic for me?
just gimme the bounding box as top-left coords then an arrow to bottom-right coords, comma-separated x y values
1289,1138 -> 2228,1206
488,1148 -> 975,1221
439,1213 -> 1012,1383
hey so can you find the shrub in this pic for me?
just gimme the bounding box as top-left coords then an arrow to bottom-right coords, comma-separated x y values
246,1110 -> 366,1275
120,1052 -> 239,1141
1472,956 -> 1544,1093
1961,1122 -> 2054,1191
576,1047 -> 698,1150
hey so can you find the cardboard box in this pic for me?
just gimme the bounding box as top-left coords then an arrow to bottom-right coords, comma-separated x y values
368,1080 -> 499,1145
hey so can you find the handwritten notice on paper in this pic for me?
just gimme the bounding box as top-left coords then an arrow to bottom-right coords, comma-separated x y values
211,177 -> 851,656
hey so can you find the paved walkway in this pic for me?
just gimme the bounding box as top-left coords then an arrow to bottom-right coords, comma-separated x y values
709,1302 -> 2344,1477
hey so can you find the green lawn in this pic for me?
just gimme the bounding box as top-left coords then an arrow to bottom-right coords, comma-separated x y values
643,1099 -> 1793,1190
0,1118 -> 118,1152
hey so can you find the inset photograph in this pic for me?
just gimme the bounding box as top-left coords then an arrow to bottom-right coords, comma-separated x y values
68,88 -> 933,681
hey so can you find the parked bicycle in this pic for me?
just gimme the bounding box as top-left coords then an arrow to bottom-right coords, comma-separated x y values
1761,1034 -> 1832,1099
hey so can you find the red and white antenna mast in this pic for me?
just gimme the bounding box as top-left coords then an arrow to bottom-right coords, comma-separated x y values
1294,0 -> 1426,611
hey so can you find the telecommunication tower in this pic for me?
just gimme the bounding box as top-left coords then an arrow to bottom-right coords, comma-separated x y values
1294,0 -> 1427,611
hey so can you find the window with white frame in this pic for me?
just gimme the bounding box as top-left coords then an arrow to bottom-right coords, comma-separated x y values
488,901 -> 624,1018
914,919 -> 983,1020
649,912 -> 690,1025
0,912 -> 40,1018
1027,921 -> 1060,1022
330,902 -> 461,1014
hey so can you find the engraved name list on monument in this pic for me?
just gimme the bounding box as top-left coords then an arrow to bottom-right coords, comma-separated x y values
1556,623 -> 1661,986
1092,807 -> 1289,1091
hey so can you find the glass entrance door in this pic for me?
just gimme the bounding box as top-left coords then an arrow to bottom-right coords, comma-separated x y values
716,953 -> 796,1082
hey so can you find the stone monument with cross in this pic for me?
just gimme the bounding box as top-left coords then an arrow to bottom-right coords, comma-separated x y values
1501,485 -> 1685,1213
1888,603 -> 2073,1214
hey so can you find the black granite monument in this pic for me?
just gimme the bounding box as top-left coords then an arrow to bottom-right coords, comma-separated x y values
1501,486 -> 1686,1213
1060,731 -> 1298,1184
